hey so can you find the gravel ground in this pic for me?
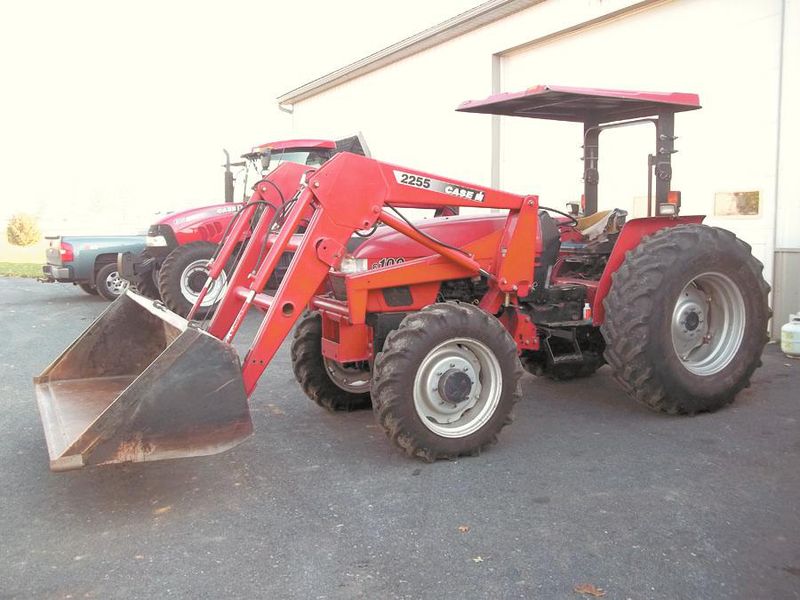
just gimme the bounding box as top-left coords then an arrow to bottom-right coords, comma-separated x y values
1,277 -> 798,599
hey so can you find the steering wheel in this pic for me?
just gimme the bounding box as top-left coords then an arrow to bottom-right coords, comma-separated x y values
540,206 -> 578,228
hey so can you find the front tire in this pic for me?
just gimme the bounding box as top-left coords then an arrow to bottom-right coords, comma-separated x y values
158,242 -> 227,318
371,303 -> 522,461
95,263 -> 129,301
291,311 -> 372,411
601,224 -> 770,414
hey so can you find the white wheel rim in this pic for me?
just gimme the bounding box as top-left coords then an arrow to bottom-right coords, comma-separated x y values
180,259 -> 228,308
412,337 -> 502,438
671,271 -> 746,376
104,270 -> 129,296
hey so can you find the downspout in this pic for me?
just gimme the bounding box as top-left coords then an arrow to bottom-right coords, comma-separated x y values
490,53 -> 502,190
769,0 -> 786,328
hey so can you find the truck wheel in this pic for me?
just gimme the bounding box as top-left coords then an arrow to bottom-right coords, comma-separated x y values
95,263 -> 129,301
78,283 -> 98,295
291,311 -> 372,411
371,302 -> 522,461
601,224 -> 770,415
158,242 -> 227,318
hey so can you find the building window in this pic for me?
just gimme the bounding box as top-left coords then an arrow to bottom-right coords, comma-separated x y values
714,191 -> 760,216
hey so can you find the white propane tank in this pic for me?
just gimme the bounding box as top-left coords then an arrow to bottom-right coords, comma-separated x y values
782,313 -> 800,359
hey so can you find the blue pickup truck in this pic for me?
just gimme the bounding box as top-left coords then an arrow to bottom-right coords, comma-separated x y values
41,235 -> 146,300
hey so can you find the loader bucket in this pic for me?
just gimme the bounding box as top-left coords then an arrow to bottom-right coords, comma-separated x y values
34,291 -> 252,471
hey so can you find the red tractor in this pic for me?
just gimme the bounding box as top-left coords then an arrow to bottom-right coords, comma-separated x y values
121,136 -> 370,316
35,85 -> 769,471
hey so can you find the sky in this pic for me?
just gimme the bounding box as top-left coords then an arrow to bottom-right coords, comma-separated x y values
0,0 -> 482,233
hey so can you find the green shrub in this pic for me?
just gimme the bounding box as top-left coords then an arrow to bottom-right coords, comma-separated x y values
6,213 -> 41,247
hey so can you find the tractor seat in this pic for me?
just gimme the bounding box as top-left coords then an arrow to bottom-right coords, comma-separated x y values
575,210 -> 612,232
575,209 -> 627,240
560,208 -> 628,255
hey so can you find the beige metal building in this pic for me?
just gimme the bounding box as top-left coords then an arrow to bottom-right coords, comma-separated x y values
278,0 -> 799,337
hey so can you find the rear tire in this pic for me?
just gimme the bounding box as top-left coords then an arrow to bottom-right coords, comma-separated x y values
158,242 -> 226,318
95,263 -> 129,301
601,224 -> 770,414
291,311 -> 372,411
371,302 -> 522,461
78,283 -> 98,295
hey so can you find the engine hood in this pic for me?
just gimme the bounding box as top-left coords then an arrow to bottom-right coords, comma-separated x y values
155,203 -> 242,230
352,213 -> 507,261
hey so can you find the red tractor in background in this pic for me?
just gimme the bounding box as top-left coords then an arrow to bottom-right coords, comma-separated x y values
120,135 -> 371,316
36,85 -> 770,471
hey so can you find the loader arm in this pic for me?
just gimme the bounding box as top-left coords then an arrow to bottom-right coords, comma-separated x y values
205,152 -> 538,395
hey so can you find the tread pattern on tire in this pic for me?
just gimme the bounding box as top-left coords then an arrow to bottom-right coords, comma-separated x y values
601,224 -> 770,415
371,302 -> 523,462
291,311 -> 372,412
129,252 -> 161,299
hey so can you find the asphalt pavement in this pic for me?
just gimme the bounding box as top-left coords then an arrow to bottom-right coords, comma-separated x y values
1,277 -> 798,599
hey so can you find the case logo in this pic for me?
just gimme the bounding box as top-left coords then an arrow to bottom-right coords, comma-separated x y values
393,170 -> 486,203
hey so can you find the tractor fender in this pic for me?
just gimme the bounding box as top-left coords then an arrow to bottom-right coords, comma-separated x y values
592,215 -> 704,324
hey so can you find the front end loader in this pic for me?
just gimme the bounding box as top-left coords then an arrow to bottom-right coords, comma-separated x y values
34,86 -> 770,471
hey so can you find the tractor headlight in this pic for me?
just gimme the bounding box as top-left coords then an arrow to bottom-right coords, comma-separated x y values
339,256 -> 368,274
656,203 -> 678,216
146,235 -> 168,247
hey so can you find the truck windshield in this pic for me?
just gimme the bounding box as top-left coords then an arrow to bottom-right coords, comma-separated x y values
268,149 -> 333,171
